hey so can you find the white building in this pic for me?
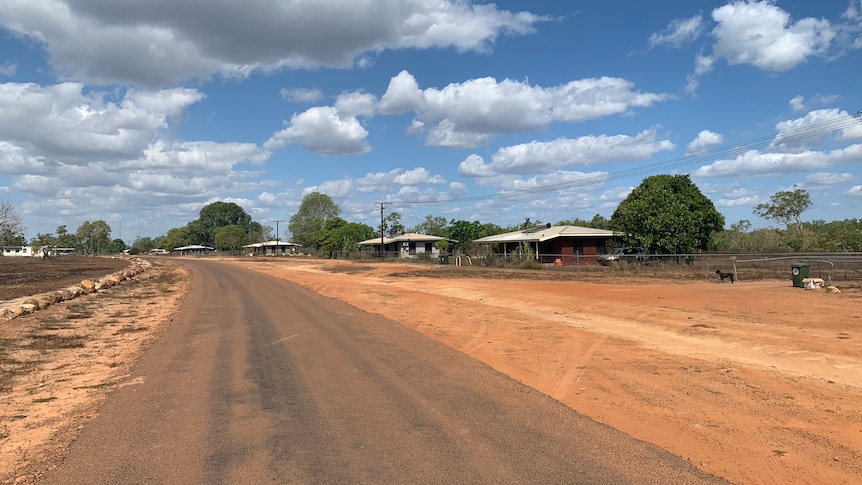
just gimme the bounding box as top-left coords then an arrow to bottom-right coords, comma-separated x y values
1,246 -> 35,257
243,240 -> 301,256
357,233 -> 455,259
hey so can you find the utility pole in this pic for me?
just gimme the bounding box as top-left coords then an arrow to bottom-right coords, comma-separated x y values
378,202 -> 385,261
274,220 -> 284,243
274,219 -> 284,256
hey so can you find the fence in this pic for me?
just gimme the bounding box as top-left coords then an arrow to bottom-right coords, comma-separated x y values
324,250 -> 862,285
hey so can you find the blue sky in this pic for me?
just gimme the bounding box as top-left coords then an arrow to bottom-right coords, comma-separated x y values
1,0 -> 861,242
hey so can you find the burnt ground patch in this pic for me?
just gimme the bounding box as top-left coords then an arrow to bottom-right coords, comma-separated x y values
0,256 -> 131,301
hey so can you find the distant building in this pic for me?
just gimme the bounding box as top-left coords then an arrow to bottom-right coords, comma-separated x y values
171,245 -> 215,255
243,240 -> 301,256
0,246 -> 76,257
357,233 -> 456,259
1,246 -> 35,257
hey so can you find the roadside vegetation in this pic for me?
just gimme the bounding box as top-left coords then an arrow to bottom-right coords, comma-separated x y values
4,175 -> 859,259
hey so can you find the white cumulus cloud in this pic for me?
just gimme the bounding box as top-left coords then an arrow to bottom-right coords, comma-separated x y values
687,130 -> 724,154
381,71 -> 670,148
711,1 -> 835,72
265,106 -> 370,156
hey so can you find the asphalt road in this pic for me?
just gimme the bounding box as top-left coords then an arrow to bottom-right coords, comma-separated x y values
42,259 -> 727,484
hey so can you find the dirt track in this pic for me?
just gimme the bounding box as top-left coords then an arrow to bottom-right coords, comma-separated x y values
1,256 -> 861,484
230,258 -> 862,485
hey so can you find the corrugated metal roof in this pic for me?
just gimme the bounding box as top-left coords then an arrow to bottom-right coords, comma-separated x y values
358,232 -> 456,245
243,240 -> 300,248
473,225 -> 620,243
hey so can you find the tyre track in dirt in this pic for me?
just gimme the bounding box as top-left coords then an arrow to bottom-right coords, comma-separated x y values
230,259 -> 862,485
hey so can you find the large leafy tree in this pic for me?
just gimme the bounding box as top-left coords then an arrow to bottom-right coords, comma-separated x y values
160,226 -> 192,250
316,217 -> 375,256
609,174 -> 724,254
196,201 -> 252,246
288,192 -> 341,250
184,220 -> 209,246
106,238 -> 128,254
76,220 -> 112,255
753,188 -> 811,237
414,214 -> 448,236
447,219 -> 484,252
55,225 -> 78,248
31,232 -> 58,248
132,236 -> 157,253
0,198 -> 26,246
214,225 -> 248,252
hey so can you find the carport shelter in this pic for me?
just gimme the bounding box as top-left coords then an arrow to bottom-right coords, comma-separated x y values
473,225 -> 621,265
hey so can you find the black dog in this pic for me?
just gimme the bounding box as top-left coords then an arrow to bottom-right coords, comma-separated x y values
715,269 -> 735,284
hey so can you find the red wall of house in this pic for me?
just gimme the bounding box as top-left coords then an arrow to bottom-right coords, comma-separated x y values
540,238 -> 603,265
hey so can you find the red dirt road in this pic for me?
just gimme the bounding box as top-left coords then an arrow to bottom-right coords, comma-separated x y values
229,258 -> 862,485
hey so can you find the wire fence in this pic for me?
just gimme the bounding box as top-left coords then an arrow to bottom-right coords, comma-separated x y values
319,250 -> 862,286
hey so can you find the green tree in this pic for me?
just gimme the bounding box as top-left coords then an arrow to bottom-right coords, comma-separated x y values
132,236 -> 157,253
196,201 -> 252,246
55,225 -> 78,248
0,199 -> 26,246
589,214 -> 609,229
288,192 -> 341,250
609,174 -> 724,254
316,217 -> 375,256
76,220 -> 112,255
753,188 -> 811,237
447,219 -> 483,253
807,218 -> 862,251
247,221 -> 268,244
414,214 -> 449,236
381,211 -> 405,237
214,225 -> 248,252
161,226 -> 192,250
555,214 -> 608,229
31,232 -> 58,248
106,238 -> 128,254
710,220 -> 753,252
183,220 -> 209,246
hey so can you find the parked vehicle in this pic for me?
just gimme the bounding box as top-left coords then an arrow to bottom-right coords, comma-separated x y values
597,247 -> 648,265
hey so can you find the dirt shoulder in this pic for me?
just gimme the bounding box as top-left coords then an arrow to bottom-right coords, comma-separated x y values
0,259 -> 188,484
230,258 -> 862,485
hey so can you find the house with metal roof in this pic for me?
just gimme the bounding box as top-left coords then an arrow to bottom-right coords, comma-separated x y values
243,240 -> 301,256
171,244 -> 215,255
357,232 -> 456,259
473,224 -> 621,266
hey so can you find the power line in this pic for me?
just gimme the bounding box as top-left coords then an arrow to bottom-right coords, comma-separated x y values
388,110 -> 862,206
